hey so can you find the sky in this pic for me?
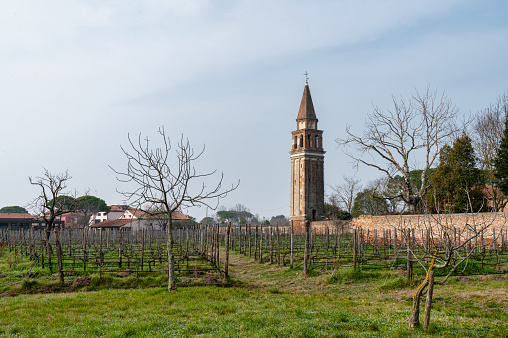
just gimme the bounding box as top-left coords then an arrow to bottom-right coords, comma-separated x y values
1,0 -> 508,222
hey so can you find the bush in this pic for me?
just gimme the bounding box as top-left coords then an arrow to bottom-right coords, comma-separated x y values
377,276 -> 410,290
21,278 -> 39,290
329,267 -> 383,284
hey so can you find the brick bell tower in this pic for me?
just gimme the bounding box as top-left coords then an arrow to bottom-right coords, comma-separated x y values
290,80 -> 325,230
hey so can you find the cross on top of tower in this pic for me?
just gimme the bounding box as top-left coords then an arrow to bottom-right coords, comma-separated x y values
303,71 -> 309,84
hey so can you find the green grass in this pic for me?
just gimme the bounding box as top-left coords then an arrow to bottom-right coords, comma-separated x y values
1,245 -> 507,337
0,286 -> 506,337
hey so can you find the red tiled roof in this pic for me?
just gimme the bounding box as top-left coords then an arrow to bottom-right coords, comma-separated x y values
0,213 -> 33,219
109,205 -> 134,212
90,219 -> 132,228
172,211 -> 190,220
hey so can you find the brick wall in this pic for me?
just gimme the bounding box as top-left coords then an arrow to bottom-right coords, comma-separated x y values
350,213 -> 508,245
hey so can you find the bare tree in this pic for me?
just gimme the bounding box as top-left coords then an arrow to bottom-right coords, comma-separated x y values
337,87 -> 461,211
328,175 -> 362,213
387,194 -> 506,329
473,92 -> 508,211
29,169 -> 76,284
371,176 -> 405,213
111,127 -> 238,291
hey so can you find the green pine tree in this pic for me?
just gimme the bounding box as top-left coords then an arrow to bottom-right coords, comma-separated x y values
494,115 -> 508,194
428,133 -> 486,213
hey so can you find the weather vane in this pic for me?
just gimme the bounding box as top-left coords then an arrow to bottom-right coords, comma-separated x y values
303,71 -> 309,83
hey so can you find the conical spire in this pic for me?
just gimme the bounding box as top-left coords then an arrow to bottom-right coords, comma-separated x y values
297,82 -> 317,120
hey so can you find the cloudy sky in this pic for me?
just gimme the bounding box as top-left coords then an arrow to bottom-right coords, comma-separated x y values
1,0 -> 507,221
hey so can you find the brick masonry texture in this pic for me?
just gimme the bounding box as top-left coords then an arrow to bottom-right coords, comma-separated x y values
307,213 -> 508,246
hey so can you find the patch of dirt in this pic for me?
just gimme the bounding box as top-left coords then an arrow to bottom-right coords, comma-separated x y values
203,274 -> 219,286
117,269 -> 135,277
458,276 -> 474,284
72,276 -> 91,287
179,277 -> 192,284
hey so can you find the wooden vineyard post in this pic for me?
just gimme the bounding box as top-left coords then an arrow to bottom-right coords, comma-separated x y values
119,228 -> 123,268
40,229 -> 45,269
141,228 -> 145,271
493,228 -> 499,264
406,229 -> 412,282
238,224 -> 242,254
254,225 -> 258,259
225,222 -> 231,279
259,226 -> 263,263
82,227 -> 87,272
248,224 -> 252,257
290,221 -> 294,269
269,224 -> 273,264
99,227 -> 103,280
353,228 -> 357,271
374,229 -> 378,255
29,227 -> 34,261
304,220 -> 310,276
276,224 -> 281,265
216,224 -> 220,271
337,228 -> 341,260
394,229 -> 398,260
243,224 -> 247,256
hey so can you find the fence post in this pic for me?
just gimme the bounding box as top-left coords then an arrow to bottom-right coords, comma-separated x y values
353,228 -> 357,271
290,221 -> 294,269
225,222 -> 231,279
304,220 -> 310,276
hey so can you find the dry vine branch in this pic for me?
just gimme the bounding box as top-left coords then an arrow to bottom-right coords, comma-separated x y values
386,191 -> 506,329
111,127 -> 238,291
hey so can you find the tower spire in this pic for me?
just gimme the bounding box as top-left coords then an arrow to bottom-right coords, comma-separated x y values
297,81 -> 317,121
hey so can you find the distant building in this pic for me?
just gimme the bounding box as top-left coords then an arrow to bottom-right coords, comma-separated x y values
89,205 -> 191,230
0,213 -> 64,230
289,80 -> 325,230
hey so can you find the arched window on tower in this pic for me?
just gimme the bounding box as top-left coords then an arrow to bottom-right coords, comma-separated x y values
299,135 -> 303,148
315,135 -> 320,149
293,136 -> 297,149
307,134 -> 311,148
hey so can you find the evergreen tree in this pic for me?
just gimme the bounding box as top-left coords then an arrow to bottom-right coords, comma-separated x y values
428,133 -> 486,213
494,115 -> 508,194
0,206 -> 28,213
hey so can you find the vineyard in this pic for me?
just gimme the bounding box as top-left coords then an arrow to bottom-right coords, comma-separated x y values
1,221 -> 507,281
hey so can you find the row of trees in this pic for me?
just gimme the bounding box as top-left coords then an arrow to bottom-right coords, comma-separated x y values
201,204 -> 290,226
330,89 -> 508,217
1,194 -> 109,229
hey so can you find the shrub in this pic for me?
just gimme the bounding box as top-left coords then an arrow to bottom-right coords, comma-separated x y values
329,267 -> 383,284
377,276 -> 410,290
21,278 -> 39,290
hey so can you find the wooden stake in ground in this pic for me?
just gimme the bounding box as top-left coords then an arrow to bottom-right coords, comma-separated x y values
304,220 -> 310,275
290,221 -> 294,269
225,222 -> 231,278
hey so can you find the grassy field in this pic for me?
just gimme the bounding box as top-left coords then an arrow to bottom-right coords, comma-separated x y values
0,251 -> 507,337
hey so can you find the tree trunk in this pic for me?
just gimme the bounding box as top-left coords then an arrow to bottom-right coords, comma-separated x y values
44,224 -> 53,273
410,262 -> 435,328
423,270 -> 435,330
167,218 -> 176,291
54,226 -> 64,284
